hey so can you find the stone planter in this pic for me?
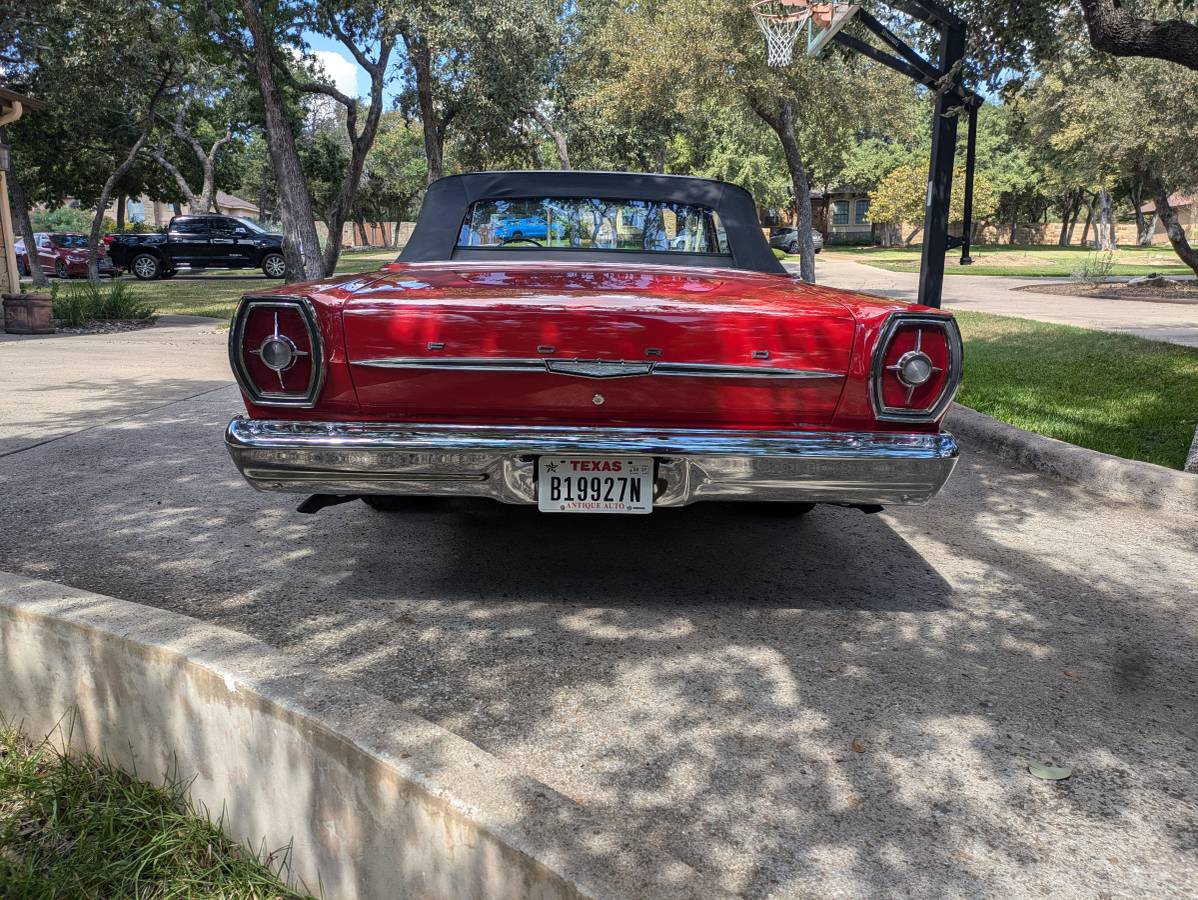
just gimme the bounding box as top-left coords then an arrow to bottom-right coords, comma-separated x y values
3,293 -> 55,334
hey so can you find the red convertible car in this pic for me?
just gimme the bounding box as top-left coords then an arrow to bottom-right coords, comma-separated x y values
225,171 -> 961,516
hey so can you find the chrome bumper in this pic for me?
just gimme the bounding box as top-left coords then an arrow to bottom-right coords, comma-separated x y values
225,418 -> 959,507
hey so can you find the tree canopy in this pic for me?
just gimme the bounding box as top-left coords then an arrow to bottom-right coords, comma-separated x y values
4,0 -> 1198,280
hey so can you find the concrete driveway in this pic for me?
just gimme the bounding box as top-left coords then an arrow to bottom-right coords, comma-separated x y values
805,255 -> 1198,347
0,320 -> 1195,898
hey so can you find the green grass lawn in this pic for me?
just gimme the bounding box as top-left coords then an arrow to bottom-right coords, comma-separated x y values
117,248 -> 399,321
0,724 -> 307,898
822,244 -> 1195,277
955,311 -> 1198,469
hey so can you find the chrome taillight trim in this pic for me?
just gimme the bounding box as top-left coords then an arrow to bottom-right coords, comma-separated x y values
870,313 -> 963,423
229,295 -> 326,408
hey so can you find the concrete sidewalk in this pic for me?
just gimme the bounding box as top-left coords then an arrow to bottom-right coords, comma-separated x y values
0,315 -> 232,456
800,255 -> 1198,347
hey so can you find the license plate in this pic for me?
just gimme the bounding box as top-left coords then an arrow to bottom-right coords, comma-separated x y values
537,457 -> 654,514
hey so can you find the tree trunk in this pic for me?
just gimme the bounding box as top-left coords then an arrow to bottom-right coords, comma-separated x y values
1058,190 -> 1079,246
1145,212 -> 1159,243
1148,173 -> 1198,275
116,195 -> 127,232
257,160 -> 270,224
198,135 -> 230,213
1080,195 -> 1095,246
89,158 -> 141,280
407,33 -> 445,184
87,74 -> 172,280
527,108 -> 570,169
1,130 -> 49,289
1095,187 -> 1116,250
1059,190 -> 1078,244
1059,203 -> 1078,246
158,105 -> 231,215
1077,0 -> 1198,71
750,95 -> 815,282
1129,177 -> 1150,245
241,0 -> 325,282
149,148 -> 202,212
288,30 -> 394,273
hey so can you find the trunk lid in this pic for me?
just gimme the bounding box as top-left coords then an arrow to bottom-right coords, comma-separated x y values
341,262 -> 856,428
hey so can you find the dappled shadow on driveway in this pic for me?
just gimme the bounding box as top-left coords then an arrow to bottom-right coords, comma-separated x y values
0,377 -> 231,457
0,386 -> 1195,896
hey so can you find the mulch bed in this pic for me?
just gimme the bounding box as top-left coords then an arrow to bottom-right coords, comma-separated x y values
54,318 -> 158,335
1016,279 -> 1198,304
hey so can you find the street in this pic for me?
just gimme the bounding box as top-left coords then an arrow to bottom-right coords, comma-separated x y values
0,319 -> 1195,897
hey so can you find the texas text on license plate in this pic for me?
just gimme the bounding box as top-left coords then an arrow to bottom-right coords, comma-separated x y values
536,457 -> 654,514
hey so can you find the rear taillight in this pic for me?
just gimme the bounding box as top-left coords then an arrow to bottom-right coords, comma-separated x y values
229,296 -> 324,407
870,313 -> 962,422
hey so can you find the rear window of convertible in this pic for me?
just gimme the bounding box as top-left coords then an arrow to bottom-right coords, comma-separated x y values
457,197 -> 730,255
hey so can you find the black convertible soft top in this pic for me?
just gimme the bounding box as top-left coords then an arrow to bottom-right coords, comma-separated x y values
398,171 -> 787,275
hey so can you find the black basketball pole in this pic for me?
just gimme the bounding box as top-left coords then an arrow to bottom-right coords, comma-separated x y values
831,0 -> 973,309
917,22 -> 965,307
960,99 -> 979,265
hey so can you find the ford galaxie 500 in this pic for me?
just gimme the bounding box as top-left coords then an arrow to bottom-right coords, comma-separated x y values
225,171 -> 961,516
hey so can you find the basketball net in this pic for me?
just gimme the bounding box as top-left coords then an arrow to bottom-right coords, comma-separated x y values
752,1 -> 856,66
751,0 -> 812,67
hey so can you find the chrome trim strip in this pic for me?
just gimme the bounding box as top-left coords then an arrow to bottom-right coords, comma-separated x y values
652,362 -> 842,380
225,418 -> 959,507
353,357 -> 547,373
870,313 -> 964,424
352,356 -> 844,380
229,296 -> 326,409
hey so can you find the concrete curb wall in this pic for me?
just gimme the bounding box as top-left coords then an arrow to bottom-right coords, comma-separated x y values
0,572 -> 719,900
948,404 -> 1198,515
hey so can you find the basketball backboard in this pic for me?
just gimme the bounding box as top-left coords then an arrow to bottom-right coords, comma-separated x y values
807,3 -> 860,56
751,1 -> 861,66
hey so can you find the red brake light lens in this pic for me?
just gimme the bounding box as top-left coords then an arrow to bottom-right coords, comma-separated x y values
230,298 -> 323,407
871,314 -> 962,422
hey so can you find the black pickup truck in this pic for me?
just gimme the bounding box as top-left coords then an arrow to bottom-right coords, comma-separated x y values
107,215 -> 286,280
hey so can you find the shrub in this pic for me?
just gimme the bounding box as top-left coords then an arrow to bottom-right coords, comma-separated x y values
52,279 -> 154,326
1071,250 -> 1115,284
30,207 -> 114,235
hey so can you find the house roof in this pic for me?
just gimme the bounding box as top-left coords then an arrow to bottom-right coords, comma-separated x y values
1140,192 -> 1194,214
214,191 -> 259,213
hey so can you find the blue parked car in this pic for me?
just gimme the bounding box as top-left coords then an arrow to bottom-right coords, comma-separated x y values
494,216 -> 565,242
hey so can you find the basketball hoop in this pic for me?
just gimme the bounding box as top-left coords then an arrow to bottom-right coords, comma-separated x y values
751,0 -> 812,66
751,1 -> 861,66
